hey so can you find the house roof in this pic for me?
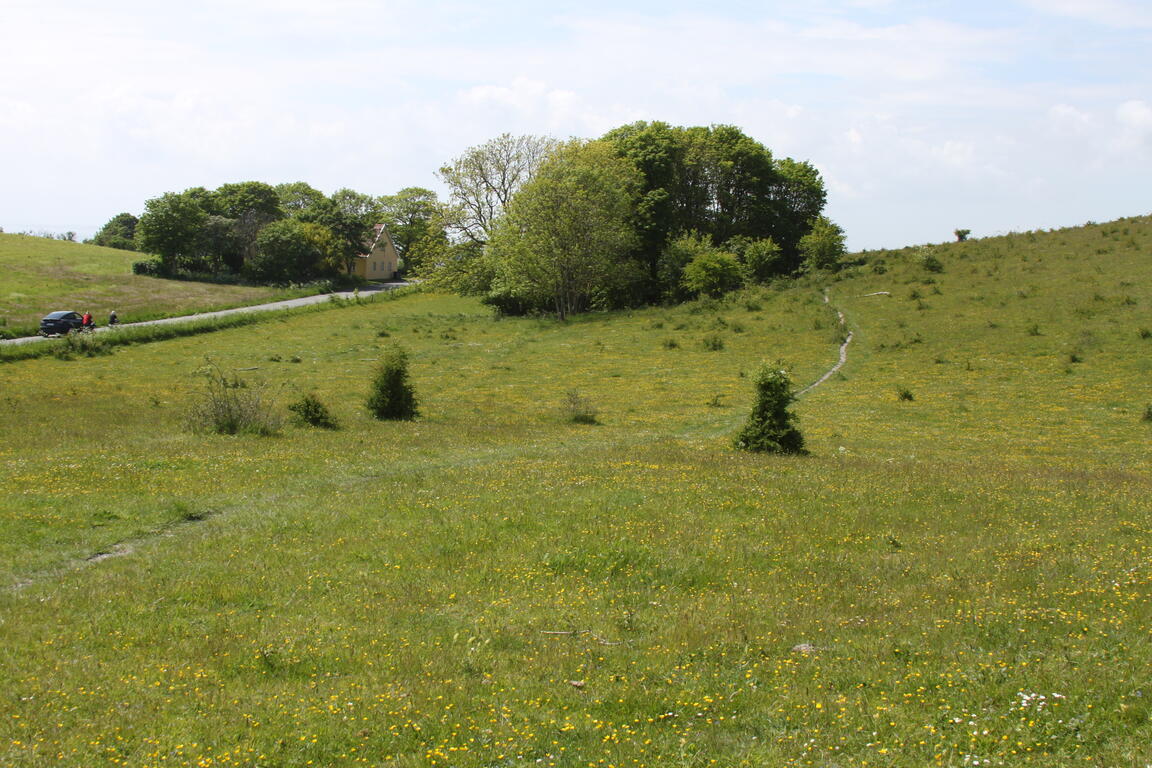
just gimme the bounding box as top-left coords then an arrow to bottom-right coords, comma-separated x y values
357,223 -> 394,259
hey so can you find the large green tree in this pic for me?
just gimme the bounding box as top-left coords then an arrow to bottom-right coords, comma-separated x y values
600,121 -> 828,293
377,187 -> 443,272
135,191 -> 209,273
246,219 -> 341,283
297,192 -> 377,275
89,213 -> 138,251
486,140 -> 641,319
275,181 -> 327,214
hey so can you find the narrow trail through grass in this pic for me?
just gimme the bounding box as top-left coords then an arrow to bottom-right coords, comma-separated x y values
796,288 -> 855,397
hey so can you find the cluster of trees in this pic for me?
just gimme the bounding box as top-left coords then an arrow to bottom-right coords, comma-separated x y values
93,182 -> 442,284
421,122 -> 845,318
95,121 -> 843,303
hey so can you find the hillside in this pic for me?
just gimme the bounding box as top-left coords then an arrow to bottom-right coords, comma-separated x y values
0,215 -> 1149,767
0,234 -> 310,336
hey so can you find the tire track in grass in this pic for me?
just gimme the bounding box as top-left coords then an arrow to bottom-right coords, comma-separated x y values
6,508 -> 220,593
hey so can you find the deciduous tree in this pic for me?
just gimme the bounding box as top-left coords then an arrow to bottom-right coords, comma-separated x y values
486,140 -> 640,319
89,213 -> 138,251
438,133 -> 557,246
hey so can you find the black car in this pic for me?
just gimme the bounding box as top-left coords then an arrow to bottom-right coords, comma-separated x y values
39,311 -> 85,336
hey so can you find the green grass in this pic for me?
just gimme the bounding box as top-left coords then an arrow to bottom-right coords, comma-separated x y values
0,234 -> 320,337
0,216 -> 1150,767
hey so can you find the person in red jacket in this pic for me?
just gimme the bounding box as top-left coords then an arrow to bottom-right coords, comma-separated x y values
81,311 -> 93,329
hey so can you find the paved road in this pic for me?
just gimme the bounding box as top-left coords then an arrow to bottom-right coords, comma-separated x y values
1,282 -> 408,347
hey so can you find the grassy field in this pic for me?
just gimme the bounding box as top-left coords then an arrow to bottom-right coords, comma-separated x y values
0,234 -> 316,337
0,216 -> 1149,767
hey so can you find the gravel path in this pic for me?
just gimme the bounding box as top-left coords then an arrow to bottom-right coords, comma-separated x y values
796,289 -> 854,397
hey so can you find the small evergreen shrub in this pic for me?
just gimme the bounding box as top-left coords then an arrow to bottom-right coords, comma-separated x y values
1139,328 -> 1151,339
702,333 -> 725,351
563,390 -> 598,424
662,338 -> 679,349
367,346 -> 418,420
897,387 -> 915,401
1143,404 -> 1152,423
288,393 -> 339,429
734,363 -> 806,454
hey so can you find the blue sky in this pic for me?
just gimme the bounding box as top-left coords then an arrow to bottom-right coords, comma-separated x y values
2,0 -> 1149,250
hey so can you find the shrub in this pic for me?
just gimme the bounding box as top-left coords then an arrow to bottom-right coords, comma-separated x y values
1143,404 -> 1152,423
186,361 -> 282,436
897,387 -> 915,401
288,393 -> 339,429
1139,328 -> 1151,339
367,346 -> 418,420
132,258 -> 165,276
563,390 -> 599,424
682,248 -> 744,298
702,333 -> 725,351
734,363 -> 806,454
51,332 -> 113,360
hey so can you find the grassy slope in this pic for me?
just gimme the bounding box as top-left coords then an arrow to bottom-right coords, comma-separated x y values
0,234 -> 304,334
0,216 -> 1149,767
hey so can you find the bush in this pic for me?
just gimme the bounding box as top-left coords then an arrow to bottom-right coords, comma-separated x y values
288,393 -> 339,429
734,363 -> 806,454
702,333 -> 725,351
51,332 -> 113,360
563,390 -> 598,424
681,246 -> 744,298
367,346 -> 418,420
132,258 -> 165,276
186,361 -> 282,436
897,387 -> 915,401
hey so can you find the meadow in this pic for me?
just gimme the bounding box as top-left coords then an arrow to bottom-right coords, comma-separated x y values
0,235 -> 317,338
0,216 -> 1149,767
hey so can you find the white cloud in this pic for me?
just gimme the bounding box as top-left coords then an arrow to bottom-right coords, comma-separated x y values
1022,0 -> 1152,27
1115,99 -> 1152,153
0,1 -> 1148,249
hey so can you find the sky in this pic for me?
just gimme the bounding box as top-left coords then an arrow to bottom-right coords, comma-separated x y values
2,0 -> 1149,251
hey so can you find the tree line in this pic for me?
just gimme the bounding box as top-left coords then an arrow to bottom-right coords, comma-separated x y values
90,183 -> 441,284
423,122 -> 844,318
93,121 -> 843,309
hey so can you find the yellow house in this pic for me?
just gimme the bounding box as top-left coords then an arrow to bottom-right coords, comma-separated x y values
349,223 -> 399,281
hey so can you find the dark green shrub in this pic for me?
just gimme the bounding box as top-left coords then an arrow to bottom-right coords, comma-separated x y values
897,387 -> 915,401
132,258 -> 165,276
367,346 -> 418,420
702,333 -> 725,351
1139,328 -> 1151,339
1143,404 -> 1152,423
288,393 -> 339,429
734,363 -> 806,454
